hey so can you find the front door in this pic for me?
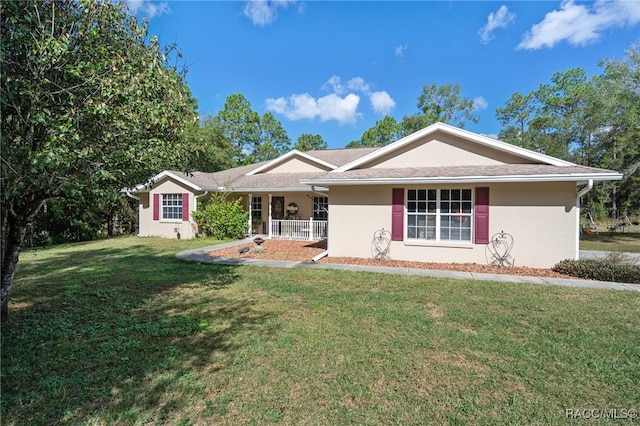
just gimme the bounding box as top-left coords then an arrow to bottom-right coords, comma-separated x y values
271,197 -> 284,236
272,197 -> 285,220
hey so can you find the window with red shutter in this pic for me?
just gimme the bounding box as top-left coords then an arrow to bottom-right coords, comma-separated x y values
474,187 -> 489,244
391,188 -> 404,241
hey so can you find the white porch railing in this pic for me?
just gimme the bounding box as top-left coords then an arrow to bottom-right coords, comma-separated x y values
269,218 -> 327,240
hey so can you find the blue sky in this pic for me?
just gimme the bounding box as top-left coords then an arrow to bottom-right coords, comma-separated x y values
127,1 -> 640,149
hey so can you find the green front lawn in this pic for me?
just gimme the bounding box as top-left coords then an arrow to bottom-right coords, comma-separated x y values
2,237 -> 639,425
580,231 -> 640,253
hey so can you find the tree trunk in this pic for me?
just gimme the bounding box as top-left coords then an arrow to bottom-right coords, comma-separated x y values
1,214 -> 28,322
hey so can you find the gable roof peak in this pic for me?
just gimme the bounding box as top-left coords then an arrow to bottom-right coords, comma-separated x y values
245,149 -> 337,176
331,122 -> 574,173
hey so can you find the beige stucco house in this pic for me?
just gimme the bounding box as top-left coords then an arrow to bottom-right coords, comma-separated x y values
129,122 -> 621,268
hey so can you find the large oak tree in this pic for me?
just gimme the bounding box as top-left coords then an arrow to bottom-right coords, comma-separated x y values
1,0 -> 198,320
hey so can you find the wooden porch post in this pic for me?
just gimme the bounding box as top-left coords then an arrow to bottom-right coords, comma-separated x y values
248,194 -> 252,234
268,194 -> 272,238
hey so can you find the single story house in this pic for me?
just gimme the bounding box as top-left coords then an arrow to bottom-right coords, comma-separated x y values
128,122 -> 622,268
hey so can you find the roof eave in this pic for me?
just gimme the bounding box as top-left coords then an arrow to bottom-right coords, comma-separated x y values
301,173 -> 623,186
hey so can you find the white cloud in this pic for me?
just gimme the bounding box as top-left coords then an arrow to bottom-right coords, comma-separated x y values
395,43 -> 408,57
518,0 -> 640,50
265,93 -> 360,124
126,0 -> 170,19
243,0 -> 295,26
370,91 -> 396,115
473,96 -> 488,111
267,76 -> 395,124
478,5 -> 516,44
347,77 -> 370,94
318,94 -> 361,124
323,75 -> 345,95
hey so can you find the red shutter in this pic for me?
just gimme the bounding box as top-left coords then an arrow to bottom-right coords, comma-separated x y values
182,193 -> 189,221
153,194 -> 160,221
474,187 -> 489,244
391,188 -> 404,241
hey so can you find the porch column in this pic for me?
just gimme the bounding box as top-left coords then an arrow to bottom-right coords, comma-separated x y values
248,194 -> 252,234
268,193 -> 273,238
309,216 -> 314,241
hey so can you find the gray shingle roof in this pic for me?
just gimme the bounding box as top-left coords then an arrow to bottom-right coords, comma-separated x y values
151,144 -> 620,192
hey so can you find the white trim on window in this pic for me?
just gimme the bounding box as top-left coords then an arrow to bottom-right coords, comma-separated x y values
406,188 -> 473,243
161,194 -> 183,220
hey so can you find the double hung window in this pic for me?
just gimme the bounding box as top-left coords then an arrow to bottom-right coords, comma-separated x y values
162,194 -> 183,220
251,196 -> 262,219
407,189 -> 472,242
313,196 -> 328,221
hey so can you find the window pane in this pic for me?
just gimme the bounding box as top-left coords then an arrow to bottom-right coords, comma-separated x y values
418,189 -> 427,200
408,202 -> 417,213
461,229 -> 471,240
427,215 -> 436,226
441,190 -> 450,201
441,202 -> 450,213
418,202 -> 427,213
452,189 -> 461,200
462,202 -> 472,214
408,189 -> 417,201
462,189 -> 472,200
451,202 -> 460,212
428,202 -> 437,213
441,216 -> 450,227
451,228 -> 461,240
428,189 -> 437,200
408,227 -> 416,239
408,215 -> 416,226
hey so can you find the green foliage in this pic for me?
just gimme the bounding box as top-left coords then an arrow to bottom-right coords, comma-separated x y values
192,192 -> 248,239
350,83 -> 477,147
348,116 -> 403,147
186,116 -> 234,172
1,0 -> 198,317
293,134 -> 328,152
213,94 -> 291,165
255,112 -> 291,162
553,254 -> 640,283
496,42 -> 640,215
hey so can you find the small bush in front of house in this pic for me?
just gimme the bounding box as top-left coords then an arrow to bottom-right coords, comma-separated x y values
192,192 -> 248,240
552,253 -> 640,283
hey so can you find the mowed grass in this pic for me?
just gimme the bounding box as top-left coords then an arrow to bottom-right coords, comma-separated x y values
580,231 -> 640,253
2,237 -> 639,425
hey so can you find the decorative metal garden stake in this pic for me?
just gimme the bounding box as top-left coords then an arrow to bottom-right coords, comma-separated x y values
486,230 -> 515,267
372,228 -> 391,260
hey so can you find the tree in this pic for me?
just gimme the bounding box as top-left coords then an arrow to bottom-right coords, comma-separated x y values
348,116 -> 402,148
495,42 -> 640,216
186,116 -> 234,172
213,94 -> 261,165
402,82 -> 479,133
349,83 -> 477,148
1,0 -> 198,320
253,112 -> 291,162
293,134 -> 328,152
590,42 -> 640,214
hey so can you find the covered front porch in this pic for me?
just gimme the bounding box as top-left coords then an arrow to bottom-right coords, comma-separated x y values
245,192 -> 328,241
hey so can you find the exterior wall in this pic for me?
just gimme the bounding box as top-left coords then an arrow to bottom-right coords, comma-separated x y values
138,178 -> 202,239
367,133 -> 531,168
327,182 -> 577,268
262,156 -> 332,173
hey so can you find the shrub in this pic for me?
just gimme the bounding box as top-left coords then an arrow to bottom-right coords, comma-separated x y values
192,192 -> 248,240
553,253 -> 640,283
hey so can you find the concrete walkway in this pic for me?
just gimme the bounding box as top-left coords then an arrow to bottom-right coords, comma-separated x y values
177,239 -> 640,292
